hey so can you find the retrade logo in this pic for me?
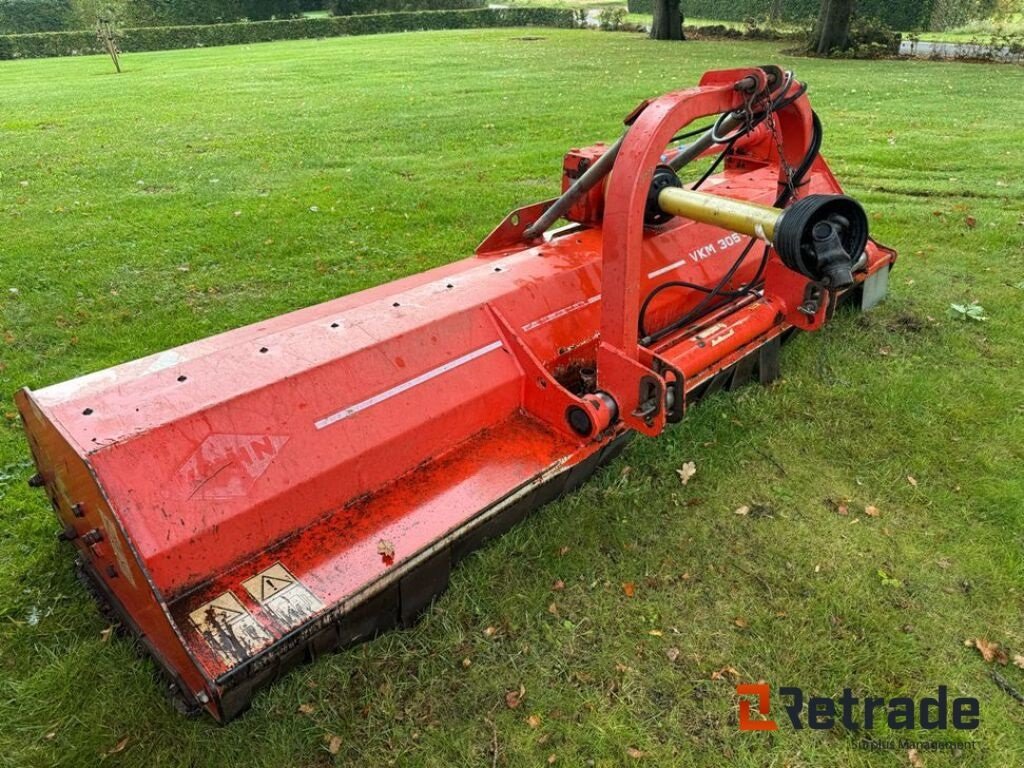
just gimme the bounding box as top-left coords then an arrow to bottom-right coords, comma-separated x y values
737,685 -> 979,732
736,683 -> 778,731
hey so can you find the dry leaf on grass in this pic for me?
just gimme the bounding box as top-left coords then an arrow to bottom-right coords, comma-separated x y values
908,747 -> 925,767
622,582 -> 635,598
864,505 -> 880,517
298,703 -> 316,715
907,476 -> 918,487
1014,654 -> 1024,670
966,638 -> 1009,665
734,505 -> 750,516
505,685 -> 526,709
711,666 -> 740,682
626,747 -> 647,759
666,647 -> 680,662
551,579 -> 565,591
325,735 -> 342,755
103,737 -> 129,757
734,617 -> 748,629
676,461 -> 696,485
527,714 -> 541,729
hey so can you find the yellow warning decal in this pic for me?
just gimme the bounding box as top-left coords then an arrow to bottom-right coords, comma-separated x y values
188,591 -> 273,667
242,562 -> 324,629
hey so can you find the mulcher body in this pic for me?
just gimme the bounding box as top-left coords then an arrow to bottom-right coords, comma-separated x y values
16,67 -> 896,721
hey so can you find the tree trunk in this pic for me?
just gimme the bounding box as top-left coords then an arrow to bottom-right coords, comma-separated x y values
811,0 -> 854,55
650,0 -> 684,41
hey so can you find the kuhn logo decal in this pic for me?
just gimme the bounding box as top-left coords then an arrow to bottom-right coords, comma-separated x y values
177,433 -> 289,499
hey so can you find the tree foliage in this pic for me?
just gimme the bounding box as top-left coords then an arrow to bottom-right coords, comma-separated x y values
0,0 -> 73,33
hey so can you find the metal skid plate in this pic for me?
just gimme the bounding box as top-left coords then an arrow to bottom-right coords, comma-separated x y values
860,262 -> 890,311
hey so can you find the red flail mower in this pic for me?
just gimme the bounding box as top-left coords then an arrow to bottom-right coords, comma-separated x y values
18,66 -> 895,721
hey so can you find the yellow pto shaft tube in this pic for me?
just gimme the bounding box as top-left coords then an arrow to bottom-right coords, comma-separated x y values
657,186 -> 781,242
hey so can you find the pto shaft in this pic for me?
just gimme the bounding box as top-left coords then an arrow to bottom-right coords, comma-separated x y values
657,186 -> 780,242
646,167 -> 869,291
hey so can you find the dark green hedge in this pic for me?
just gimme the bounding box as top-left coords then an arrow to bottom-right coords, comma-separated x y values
125,0 -> 305,26
0,0 -> 72,34
329,0 -> 483,16
0,7 -> 575,58
624,0 -> 997,31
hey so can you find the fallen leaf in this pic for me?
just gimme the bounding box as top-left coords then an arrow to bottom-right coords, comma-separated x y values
622,582 -> 635,598
838,503 -> 849,516
100,625 -> 116,643
666,647 -> 680,662
970,638 -> 1008,665
676,461 -> 696,485
547,602 -> 559,616
648,629 -> 663,637
551,579 -> 565,591
547,755 -> 557,765
462,657 -> 472,669
103,736 -> 129,757
484,626 -> 497,638
1013,654 -> 1024,670
376,539 -> 395,558
864,504 -> 880,517
626,747 -> 647,759
734,617 -> 748,629
734,505 -> 750,516
527,714 -> 541,729
325,735 -> 342,755
711,666 -> 740,682
908,747 -> 924,767
298,703 -> 316,715
907,475 -> 918,487
558,546 -> 570,556
505,685 -> 525,709
965,215 -> 977,228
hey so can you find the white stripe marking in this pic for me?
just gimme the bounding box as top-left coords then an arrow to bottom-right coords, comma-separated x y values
521,294 -> 601,332
647,259 -> 690,280
314,341 -> 503,430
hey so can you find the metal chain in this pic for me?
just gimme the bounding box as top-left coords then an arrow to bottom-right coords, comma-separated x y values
762,89 -> 798,202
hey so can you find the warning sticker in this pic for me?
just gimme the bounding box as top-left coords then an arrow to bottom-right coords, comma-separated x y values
242,562 -> 324,628
188,591 -> 273,667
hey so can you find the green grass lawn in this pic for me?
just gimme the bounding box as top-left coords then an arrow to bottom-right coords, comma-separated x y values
2,28 -> 1023,768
